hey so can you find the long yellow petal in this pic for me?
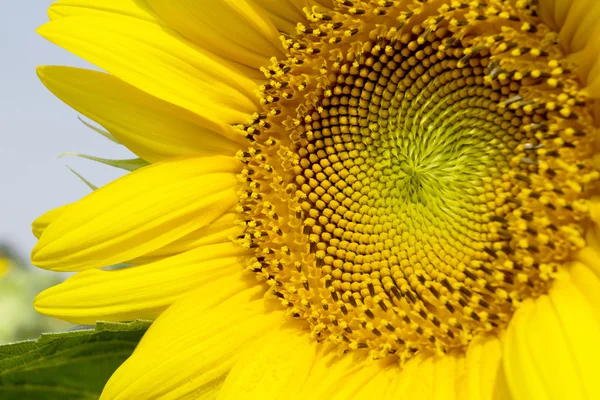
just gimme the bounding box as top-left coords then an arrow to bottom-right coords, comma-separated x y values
536,0 -> 600,96
34,242 -> 250,324
148,0 -> 283,74
464,335 -> 512,400
538,0 -> 600,97
38,66 -> 245,162
31,156 -> 240,271
47,0 -> 160,22
37,16 -> 259,126
390,353 -> 463,400
46,0 -> 267,79
217,325 -> 315,399
284,0 -> 334,13
342,361 -> 399,400
100,285 -> 283,400
32,203 -> 70,239
569,262 -> 600,324
130,212 -> 242,264
557,0 -> 600,52
537,0 -> 558,30
503,273 -> 600,400
291,343 -> 401,400
252,0 -> 304,30
295,348 -> 468,400
576,245 -> 600,277
553,0 -> 576,31
252,1 -> 331,35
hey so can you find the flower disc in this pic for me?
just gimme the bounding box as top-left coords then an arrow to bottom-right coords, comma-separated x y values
236,0 -> 599,359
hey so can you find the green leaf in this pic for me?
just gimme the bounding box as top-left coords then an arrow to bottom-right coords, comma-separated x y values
60,152 -> 150,172
78,117 -> 121,144
0,320 -> 151,400
66,166 -> 97,191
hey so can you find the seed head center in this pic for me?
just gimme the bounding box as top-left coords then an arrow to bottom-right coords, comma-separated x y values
234,0 -> 599,360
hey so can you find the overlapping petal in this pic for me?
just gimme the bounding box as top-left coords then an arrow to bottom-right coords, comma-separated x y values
294,347 -> 381,399
31,156 -> 240,271
100,285 -> 283,400
350,363 -> 400,400
503,271 -> 600,400
37,16 -> 259,128
217,326 -> 316,399
569,262 -> 600,323
251,0 -> 333,35
253,333 -> 508,400
252,0 -> 305,35
32,203 -> 70,239
38,66 -> 245,162
389,353 -> 463,400
47,0 -> 161,23
148,0 -> 283,74
34,242 -> 250,324
131,212 -> 242,264
464,335 -> 511,400
538,0 -> 600,97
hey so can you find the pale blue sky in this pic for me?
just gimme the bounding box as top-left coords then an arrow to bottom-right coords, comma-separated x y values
1,1 -> 134,259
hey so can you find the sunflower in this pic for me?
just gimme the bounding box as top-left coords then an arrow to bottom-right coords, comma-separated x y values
32,0 -> 600,398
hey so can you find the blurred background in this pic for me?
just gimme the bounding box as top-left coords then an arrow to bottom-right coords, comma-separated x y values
0,1 -> 135,342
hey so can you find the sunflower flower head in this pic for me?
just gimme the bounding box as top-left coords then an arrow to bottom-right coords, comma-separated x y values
32,0 -> 600,399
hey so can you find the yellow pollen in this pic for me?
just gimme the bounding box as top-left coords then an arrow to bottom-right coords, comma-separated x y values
235,0 -> 598,360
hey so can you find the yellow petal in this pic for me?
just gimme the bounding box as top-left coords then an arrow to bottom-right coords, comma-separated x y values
37,17 -> 259,126
252,0 -> 333,36
148,0 -> 283,74
131,212 -> 242,264
34,242 -> 250,324
296,349 -> 466,400
537,0 -> 558,30
38,66 -> 245,162
569,262 -> 600,324
576,245 -> 600,277
554,0 -> 600,96
295,348 -> 381,399
32,203 -> 70,239
557,0 -> 600,51
100,285 -> 283,400
217,325 -> 315,399
252,0 -> 305,32
585,221 -> 600,254
553,0 -> 576,31
577,200 -> 600,272
31,156 -> 240,271
582,61 -> 600,98
537,0 -> 600,96
309,0 -> 334,10
252,0 -> 332,36
345,361 -> 399,400
390,352 -> 463,400
464,335 -> 512,400
47,0 -> 160,22
284,0 -> 333,12
47,0 -> 267,79
503,274 -> 600,400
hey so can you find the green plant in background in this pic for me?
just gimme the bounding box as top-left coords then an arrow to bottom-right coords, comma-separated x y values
0,245 -> 150,399
0,244 -> 70,344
